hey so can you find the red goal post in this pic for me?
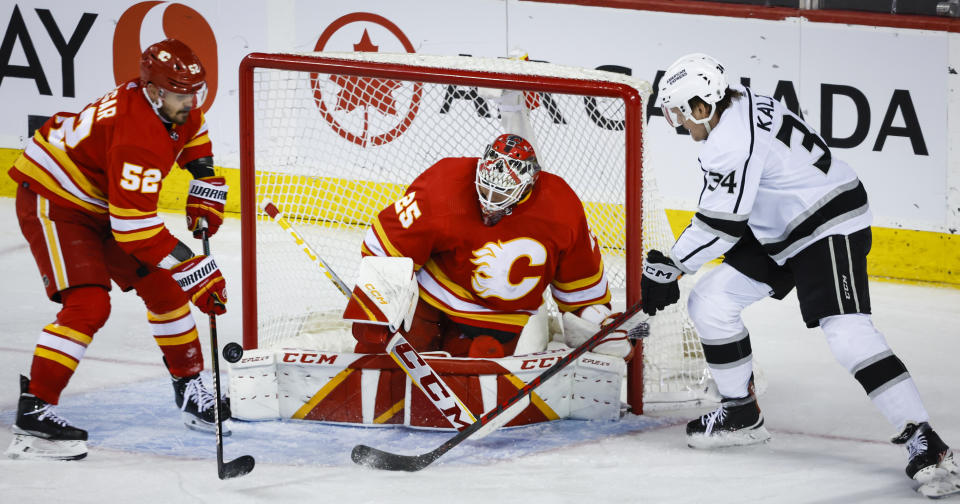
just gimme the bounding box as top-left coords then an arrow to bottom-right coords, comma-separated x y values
238,51 -> 705,415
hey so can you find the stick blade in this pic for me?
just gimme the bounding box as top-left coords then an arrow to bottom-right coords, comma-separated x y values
219,455 -> 256,479
351,444 -> 434,472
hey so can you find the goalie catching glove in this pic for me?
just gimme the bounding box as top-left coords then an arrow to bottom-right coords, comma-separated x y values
641,249 -> 682,316
171,255 -> 227,315
562,304 -> 634,361
186,176 -> 228,238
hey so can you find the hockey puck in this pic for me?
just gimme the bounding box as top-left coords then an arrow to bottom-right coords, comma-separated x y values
222,342 -> 244,363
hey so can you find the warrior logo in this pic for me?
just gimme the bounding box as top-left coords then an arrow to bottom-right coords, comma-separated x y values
470,238 -> 547,301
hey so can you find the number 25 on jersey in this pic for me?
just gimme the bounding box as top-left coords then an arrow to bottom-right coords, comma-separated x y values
394,192 -> 421,228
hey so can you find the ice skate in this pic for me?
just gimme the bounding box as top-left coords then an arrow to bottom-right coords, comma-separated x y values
5,375 -> 87,461
686,393 -> 771,449
893,422 -> 960,498
171,372 -> 231,435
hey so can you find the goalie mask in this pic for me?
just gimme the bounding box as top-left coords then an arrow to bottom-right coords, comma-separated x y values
140,38 -> 208,120
475,134 -> 540,226
656,53 -> 726,133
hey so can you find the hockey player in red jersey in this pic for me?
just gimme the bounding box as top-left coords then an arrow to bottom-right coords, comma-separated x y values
6,39 -> 230,461
352,131 -> 631,360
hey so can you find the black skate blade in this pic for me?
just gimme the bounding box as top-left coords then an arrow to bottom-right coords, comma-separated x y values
219,455 -> 255,479
351,444 -> 434,472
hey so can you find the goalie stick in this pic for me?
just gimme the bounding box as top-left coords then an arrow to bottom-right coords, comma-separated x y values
350,302 -> 649,472
201,223 -> 255,480
260,199 -> 476,432
260,198 -> 351,296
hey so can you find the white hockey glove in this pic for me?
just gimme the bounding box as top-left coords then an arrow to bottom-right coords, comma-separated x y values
641,249 -> 682,316
562,304 -> 634,361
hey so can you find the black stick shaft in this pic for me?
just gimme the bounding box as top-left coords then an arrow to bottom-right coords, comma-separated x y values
201,229 -> 227,478
201,226 -> 255,479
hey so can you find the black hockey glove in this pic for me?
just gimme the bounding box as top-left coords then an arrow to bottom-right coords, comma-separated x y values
641,249 -> 682,316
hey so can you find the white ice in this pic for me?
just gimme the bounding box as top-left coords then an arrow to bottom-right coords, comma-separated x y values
0,198 -> 957,503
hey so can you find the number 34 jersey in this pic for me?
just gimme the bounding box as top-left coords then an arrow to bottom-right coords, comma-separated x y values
671,84 -> 873,273
361,157 -> 611,334
9,79 -> 213,265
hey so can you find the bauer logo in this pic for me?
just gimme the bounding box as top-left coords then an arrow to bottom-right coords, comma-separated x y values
112,1 -> 218,113
310,13 -> 420,147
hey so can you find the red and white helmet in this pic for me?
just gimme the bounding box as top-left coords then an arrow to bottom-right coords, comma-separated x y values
656,53 -> 727,129
475,134 -> 540,225
140,38 -> 207,107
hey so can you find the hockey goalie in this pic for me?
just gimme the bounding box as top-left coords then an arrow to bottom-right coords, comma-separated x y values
230,83 -> 636,430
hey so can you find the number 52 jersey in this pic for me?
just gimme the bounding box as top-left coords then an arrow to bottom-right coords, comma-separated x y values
9,79 -> 213,265
361,157 -> 611,335
671,84 -> 873,274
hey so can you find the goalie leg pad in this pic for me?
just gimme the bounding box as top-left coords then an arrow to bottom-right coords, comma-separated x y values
227,348 -> 280,421
569,352 -> 627,421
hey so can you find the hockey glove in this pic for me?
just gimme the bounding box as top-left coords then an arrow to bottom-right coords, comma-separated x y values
171,255 -> 227,315
641,249 -> 682,316
563,304 -> 634,361
186,176 -> 228,239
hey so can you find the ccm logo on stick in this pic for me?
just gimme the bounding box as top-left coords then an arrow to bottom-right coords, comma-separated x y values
394,342 -> 474,430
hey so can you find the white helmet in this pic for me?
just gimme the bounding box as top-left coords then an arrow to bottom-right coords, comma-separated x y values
657,53 -> 727,130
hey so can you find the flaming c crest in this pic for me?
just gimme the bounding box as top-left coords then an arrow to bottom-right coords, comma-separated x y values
470,238 -> 547,301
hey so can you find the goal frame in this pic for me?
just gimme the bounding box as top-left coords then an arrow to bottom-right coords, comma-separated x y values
238,52 -> 647,413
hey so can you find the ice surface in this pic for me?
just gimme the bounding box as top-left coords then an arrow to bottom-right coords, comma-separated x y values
1,199 -> 957,503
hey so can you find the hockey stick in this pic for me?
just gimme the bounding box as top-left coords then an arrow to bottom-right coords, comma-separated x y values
350,301 -> 649,471
261,199 -> 478,431
200,223 -> 255,479
260,198 -> 351,297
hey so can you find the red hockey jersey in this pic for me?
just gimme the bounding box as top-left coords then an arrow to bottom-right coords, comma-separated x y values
361,157 -> 610,334
9,79 -> 213,265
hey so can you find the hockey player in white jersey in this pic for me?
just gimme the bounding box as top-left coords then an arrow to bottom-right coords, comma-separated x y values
646,53 -> 957,497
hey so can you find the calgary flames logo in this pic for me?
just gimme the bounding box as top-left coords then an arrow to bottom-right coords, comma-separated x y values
311,13 -> 422,147
470,238 -> 547,301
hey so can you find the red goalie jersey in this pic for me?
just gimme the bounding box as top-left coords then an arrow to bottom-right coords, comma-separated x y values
361,157 -> 611,335
9,79 -> 213,265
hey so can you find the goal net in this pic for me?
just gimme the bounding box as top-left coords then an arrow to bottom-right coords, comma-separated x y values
239,51 -> 721,413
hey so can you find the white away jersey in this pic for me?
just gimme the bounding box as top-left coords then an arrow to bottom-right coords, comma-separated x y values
670,85 -> 872,272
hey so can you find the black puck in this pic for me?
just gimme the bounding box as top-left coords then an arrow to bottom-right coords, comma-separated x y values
222,342 -> 244,363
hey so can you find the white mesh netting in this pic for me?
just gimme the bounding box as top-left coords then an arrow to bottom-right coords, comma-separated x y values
243,52 -> 734,410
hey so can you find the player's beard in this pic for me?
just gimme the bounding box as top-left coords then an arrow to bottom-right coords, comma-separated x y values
161,105 -> 191,126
